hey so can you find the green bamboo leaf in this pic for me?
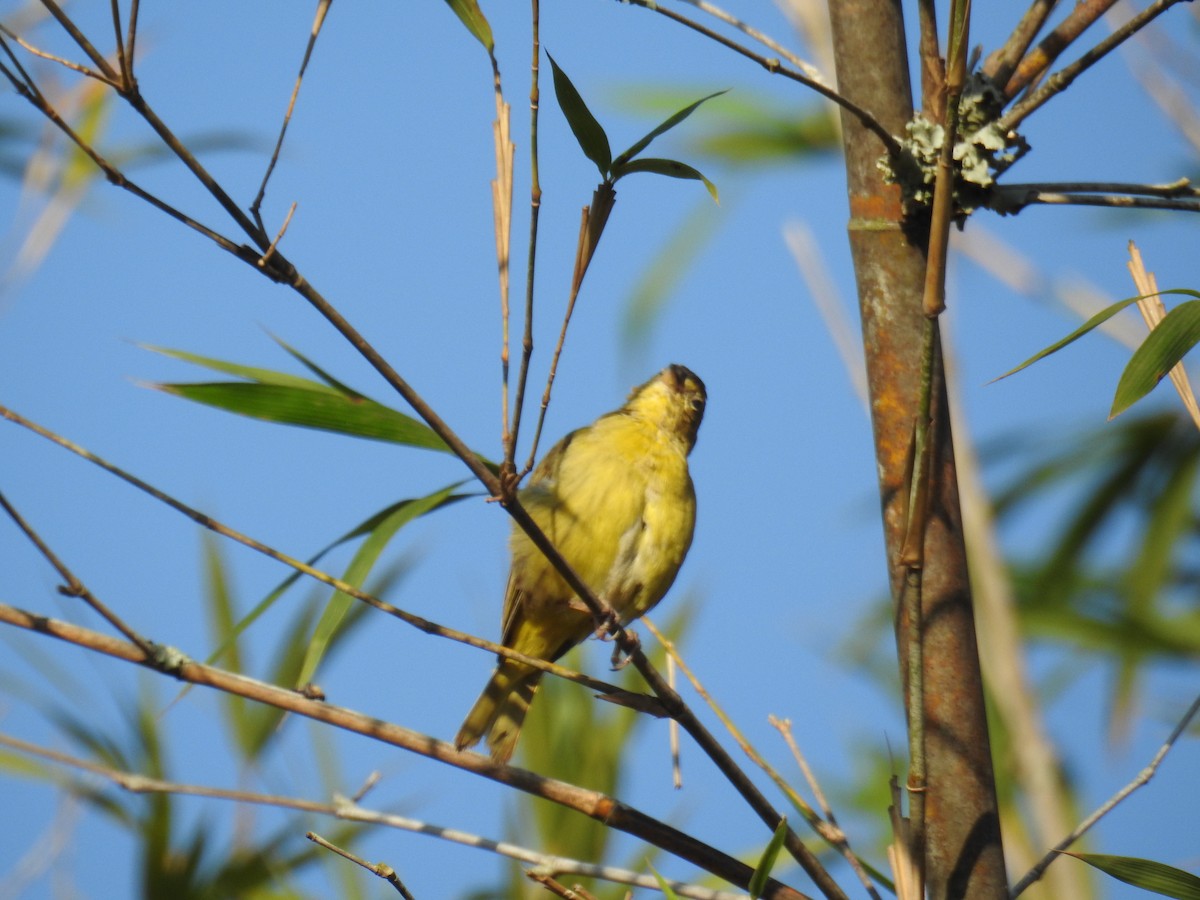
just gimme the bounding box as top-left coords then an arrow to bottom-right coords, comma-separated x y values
994,289 -> 1200,382
441,0 -> 494,52
749,817 -> 789,899
610,156 -> 719,202
547,52 -> 612,175
1111,300 -> 1200,419
612,89 -> 728,169
295,484 -> 467,687
1064,852 -> 1200,899
201,537 -> 251,758
647,863 -> 682,900
141,343 -> 333,391
270,333 -> 365,398
151,381 -> 452,452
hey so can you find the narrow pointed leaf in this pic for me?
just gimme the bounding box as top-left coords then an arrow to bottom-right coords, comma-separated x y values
442,0 -> 494,52
141,343 -> 332,391
994,289 -> 1200,382
611,156 -> 719,202
749,817 -> 789,899
270,333 -> 365,398
547,52 -> 612,174
295,484 -> 468,687
1110,300 -> 1200,419
647,863 -> 682,900
613,89 -> 728,168
1064,852 -> 1200,899
151,381 -> 453,452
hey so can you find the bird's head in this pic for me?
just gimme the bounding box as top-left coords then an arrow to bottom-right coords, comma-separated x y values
626,364 -> 707,452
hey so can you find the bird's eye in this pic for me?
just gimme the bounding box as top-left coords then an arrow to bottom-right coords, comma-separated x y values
689,397 -> 705,412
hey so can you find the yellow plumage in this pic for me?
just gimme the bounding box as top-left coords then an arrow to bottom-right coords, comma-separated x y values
455,364 -> 706,763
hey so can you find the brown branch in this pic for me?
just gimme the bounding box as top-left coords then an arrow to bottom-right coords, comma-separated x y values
0,20 -> 842,893
999,0 -> 1189,131
0,604 -> 808,900
0,403 -> 652,711
307,832 -> 416,899
1010,692 -> 1200,897
982,0 -> 1060,89
612,0 -> 901,158
0,732 -> 746,900
0,490 -> 154,657
251,0 -> 332,230
989,186 -> 1200,213
1003,0 -> 1117,98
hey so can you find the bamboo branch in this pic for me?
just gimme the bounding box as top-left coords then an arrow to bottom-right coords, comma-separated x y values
1009,692 -> 1200,897
0,605 -> 807,900
0,732 -> 747,900
998,0 -> 1189,132
611,0 -> 900,158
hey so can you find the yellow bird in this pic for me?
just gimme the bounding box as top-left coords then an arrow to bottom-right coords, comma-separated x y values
456,364 -> 706,763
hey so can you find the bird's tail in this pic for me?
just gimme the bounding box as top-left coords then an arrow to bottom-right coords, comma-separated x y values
455,661 -> 543,764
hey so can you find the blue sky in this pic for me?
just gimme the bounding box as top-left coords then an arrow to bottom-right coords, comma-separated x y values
1,2 -> 1198,898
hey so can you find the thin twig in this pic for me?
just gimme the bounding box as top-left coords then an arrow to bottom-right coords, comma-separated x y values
1009,692 -> 1200,897
0,731 -> 748,900
996,178 -> 1198,197
612,0 -> 900,158
38,0 -> 120,82
989,187 -> 1200,214
642,619 -> 867,899
1001,0 -> 1116,98
307,832 -> 416,898
672,0 -> 828,84
0,490 -> 154,656
982,0 -> 1060,88
0,612 -> 807,900
521,204 -> 591,477
125,0 -> 140,81
257,201 -> 297,269
0,404 -> 654,710
0,23 -> 120,87
0,48 -> 262,266
107,0 -> 125,86
769,716 -> 881,900
526,872 -> 597,899
251,0 -> 332,230
507,0 -> 542,473
998,0 -> 1189,132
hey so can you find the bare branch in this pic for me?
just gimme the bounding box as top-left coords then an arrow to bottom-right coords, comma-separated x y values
1001,0 -> 1116,98
989,185 -> 1200,214
0,732 -> 748,900
673,0 -> 829,84
1009,692 -> 1200,897
0,490 -> 154,657
251,0 -> 332,229
611,0 -> 900,158
998,0 -> 1190,131
307,832 -> 416,898
0,606 -> 808,900
982,0 -> 1060,89
0,23 -> 120,86
0,403 -> 652,709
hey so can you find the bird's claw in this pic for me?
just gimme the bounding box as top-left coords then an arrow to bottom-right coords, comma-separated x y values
609,627 -> 640,670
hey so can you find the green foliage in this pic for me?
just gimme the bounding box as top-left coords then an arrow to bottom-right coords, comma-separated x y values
748,817 -> 789,899
995,289 -> 1200,419
991,412 -> 1200,730
144,342 -> 461,456
1064,852 -> 1200,899
547,53 -> 723,201
441,0 -> 494,53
